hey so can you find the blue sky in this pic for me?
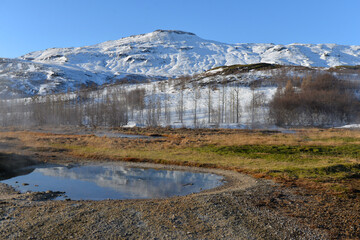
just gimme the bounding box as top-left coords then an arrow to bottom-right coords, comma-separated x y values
1,0 -> 359,58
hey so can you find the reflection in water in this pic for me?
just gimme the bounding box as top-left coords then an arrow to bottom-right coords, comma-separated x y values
1,164 -> 223,200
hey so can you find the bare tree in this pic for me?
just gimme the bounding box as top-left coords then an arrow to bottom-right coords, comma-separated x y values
191,82 -> 201,127
176,77 -> 187,124
164,93 -> 171,126
206,84 -> 212,123
234,86 -> 241,123
247,83 -> 267,128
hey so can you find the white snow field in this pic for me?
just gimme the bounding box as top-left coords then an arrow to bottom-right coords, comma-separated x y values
21,30 -> 360,76
1,30 -> 360,97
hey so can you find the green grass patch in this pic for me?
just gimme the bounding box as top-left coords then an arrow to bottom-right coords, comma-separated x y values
198,144 -> 360,159
311,136 -> 360,143
196,144 -> 360,180
277,164 -> 360,180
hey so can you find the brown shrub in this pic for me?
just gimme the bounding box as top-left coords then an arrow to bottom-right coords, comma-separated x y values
269,74 -> 360,127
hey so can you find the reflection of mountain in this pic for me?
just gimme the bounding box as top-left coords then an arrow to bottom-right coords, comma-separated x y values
36,165 -> 222,198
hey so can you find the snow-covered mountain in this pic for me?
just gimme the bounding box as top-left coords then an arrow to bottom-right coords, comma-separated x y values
1,29 -> 360,97
21,30 -> 360,75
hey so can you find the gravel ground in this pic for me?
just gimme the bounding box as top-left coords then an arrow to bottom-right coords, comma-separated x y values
0,162 -> 329,240
0,130 -> 358,239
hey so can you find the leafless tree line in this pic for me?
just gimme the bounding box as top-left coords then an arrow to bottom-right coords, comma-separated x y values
0,72 -> 357,129
0,78 -> 269,128
173,76 -> 267,128
0,87 -> 145,128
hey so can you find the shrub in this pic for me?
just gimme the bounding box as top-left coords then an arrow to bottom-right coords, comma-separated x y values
269,74 -> 360,127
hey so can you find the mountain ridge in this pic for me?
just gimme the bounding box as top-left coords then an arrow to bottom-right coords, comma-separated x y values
20,29 -> 360,76
0,30 -> 360,97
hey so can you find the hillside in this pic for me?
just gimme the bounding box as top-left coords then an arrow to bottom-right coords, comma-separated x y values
22,30 -> 360,76
1,30 -> 360,97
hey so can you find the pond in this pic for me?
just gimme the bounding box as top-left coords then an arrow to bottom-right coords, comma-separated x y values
93,132 -> 156,139
1,163 -> 224,200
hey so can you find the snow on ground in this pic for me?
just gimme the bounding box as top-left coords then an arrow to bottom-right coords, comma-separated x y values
97,80 -> 278,129
338,124 -> 360,129
1,30 -> 360,97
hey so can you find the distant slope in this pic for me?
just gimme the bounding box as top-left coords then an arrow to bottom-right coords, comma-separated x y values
0,29 -> 360,97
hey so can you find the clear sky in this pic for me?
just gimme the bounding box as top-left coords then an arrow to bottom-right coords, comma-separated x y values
1,0 -> 359,58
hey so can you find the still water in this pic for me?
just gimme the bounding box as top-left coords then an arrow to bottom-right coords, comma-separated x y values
93,132 -> 154,139
1,164 -> 224,200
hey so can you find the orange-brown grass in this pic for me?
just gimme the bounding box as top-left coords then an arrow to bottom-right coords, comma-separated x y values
1,128 -> 359,195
